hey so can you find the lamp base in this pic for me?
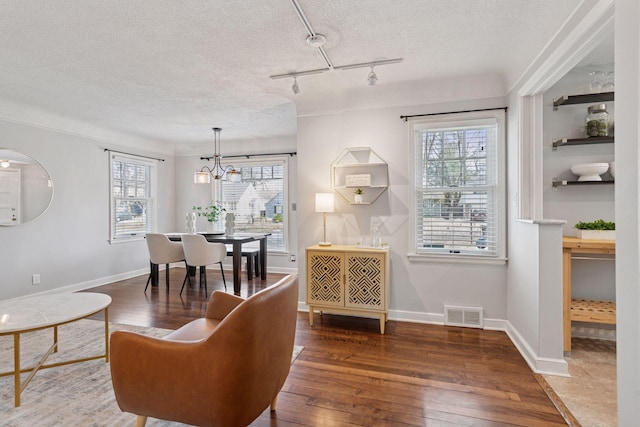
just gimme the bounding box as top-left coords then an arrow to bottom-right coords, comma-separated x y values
318,241 -> 332,246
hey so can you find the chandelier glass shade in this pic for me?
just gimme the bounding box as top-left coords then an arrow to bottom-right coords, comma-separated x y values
194,127 -> 239,183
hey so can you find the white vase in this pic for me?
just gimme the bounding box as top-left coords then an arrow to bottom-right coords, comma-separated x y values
354,194 -> 363,204
225,212 -> 235,236
185,212 -> 196,234
206,221 -> 216,233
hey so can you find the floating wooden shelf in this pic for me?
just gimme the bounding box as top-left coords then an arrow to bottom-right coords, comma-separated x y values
552,179 -> 614,188
552,136 -> 614,150
553,92 -> 614,110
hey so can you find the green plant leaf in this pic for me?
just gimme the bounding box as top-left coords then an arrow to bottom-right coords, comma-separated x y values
192,201 -> 225,222
574,219 -> 615,230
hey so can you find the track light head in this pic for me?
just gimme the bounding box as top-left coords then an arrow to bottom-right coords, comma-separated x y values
292,77 -> 300,95
367,67 -> 378,86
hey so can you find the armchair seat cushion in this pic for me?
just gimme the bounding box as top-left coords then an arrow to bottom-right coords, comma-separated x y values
163,318 -> 221,342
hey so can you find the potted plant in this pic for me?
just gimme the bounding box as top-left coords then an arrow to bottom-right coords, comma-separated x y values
574,219 -> 615,240
354,188 -> 363,204
193,201 -> 225,232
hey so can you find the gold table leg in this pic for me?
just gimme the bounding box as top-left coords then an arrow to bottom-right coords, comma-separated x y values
3,305 -> 111,407
14,333 -> 20,407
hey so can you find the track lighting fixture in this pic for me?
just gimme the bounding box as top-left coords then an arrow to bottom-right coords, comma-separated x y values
269,0 -> 402,91
292,77 -> 300,95
367,67 -> 378,86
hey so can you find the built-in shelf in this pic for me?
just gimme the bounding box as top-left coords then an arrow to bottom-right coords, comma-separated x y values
552,136 -> 614,150
553,91 -> 614,110
332,147 -> 389,205
552,178 -> 614,189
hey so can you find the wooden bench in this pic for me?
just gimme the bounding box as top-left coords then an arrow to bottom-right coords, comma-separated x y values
226,244 -> 260,280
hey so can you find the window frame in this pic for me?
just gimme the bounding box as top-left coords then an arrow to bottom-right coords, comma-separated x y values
408,109 -> 506,264
215,155 -> 289,253
109,153 -> 157,243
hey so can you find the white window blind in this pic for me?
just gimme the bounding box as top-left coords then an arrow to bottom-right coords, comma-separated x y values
109,154 -> 156,242
217,156 -> 288,252
411,110 -> 505,258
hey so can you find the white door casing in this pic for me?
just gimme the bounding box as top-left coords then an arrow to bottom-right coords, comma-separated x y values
0,168 -> 21,225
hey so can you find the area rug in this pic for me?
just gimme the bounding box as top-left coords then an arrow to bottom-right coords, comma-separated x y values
0,319 -> 303,427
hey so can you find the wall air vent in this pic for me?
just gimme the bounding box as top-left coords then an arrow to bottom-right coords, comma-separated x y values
444,305 -> 484,328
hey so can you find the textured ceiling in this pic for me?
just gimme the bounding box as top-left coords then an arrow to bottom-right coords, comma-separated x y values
0,0 -> 582,151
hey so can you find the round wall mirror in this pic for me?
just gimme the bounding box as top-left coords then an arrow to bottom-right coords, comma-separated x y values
0,149 -> 53,225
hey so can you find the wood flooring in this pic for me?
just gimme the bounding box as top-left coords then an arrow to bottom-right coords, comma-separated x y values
86,267 -> 567,426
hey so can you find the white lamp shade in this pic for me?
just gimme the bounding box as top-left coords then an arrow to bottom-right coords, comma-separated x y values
194,171 -> 211,184
315,193 -> 335,213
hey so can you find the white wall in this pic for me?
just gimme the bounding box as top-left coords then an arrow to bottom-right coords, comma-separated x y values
0,118 -> 175,300
296,95 -> 508,322
505,220 -> 567,374
614,0 -> 640,422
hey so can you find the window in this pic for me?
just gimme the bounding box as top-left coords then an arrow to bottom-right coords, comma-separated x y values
109,153 -> 156,242
410,110 -> 505,260
217,156 -> 288,252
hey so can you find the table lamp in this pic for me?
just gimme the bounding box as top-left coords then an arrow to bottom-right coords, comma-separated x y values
315,193 -> 334,246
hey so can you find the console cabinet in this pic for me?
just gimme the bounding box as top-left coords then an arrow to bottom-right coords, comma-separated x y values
306,244 -> 390,333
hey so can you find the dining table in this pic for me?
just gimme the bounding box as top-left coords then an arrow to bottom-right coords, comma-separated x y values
165,232 -> 270,295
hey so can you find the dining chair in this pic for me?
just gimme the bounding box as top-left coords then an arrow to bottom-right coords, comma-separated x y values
144,233 -> 188,293
181,234 -> 227,297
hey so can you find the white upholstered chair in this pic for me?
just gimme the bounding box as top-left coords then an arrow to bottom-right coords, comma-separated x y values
144,233 -> 187,293
181,234 -> 227,297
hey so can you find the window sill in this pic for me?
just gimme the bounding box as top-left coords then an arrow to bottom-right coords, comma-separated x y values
109,236 -> 145,244
407,253 -> 508,266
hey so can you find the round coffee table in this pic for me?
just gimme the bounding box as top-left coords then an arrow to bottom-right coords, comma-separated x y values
0,292 -> 111,406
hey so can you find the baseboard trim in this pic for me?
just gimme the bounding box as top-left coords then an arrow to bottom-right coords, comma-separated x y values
6,268 -> 149,301
504,320 -> 569,376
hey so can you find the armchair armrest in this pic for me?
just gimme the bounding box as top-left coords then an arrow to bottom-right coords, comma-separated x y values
205,290 -> 244,320
110,330 -> 222,420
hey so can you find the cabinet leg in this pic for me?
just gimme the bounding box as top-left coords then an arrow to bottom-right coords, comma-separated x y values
379,314 -> 386,334
308,307 -> 314,326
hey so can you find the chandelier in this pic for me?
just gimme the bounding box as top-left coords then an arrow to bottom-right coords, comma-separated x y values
194,127 -> 239,183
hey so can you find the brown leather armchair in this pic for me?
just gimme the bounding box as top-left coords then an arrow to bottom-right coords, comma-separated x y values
110,274 -> 299,427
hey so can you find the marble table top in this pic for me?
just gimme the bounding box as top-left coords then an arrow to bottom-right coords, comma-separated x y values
0,292 -> 111,334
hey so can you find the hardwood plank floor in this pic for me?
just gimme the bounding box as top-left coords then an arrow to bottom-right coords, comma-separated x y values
86,267 -> 567,426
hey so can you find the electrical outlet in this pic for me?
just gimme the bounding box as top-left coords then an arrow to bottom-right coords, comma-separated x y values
290,254 -> 296,262
32,274 -> 41,285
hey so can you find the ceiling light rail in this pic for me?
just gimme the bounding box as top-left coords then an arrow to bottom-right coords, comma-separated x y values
289,0 -> 333,70
270,68 -> 330,80
333,59 -> 403,71
270,58 -> 403,93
